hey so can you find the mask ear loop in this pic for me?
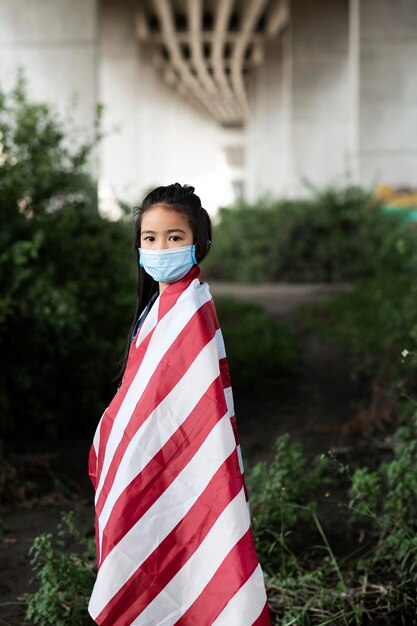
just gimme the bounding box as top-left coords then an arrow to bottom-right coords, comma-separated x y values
194,239 -> 212,263
191,244 -> 197,265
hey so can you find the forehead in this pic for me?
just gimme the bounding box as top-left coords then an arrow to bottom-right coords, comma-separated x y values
140,204 -> 191,231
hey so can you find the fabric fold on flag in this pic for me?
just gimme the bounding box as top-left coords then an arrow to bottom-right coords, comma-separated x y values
88,264 -> 271,626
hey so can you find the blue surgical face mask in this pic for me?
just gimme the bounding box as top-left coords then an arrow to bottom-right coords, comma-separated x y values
138,244 -> 197,283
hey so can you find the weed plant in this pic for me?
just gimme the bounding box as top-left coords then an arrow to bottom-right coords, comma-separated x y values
25,511 -> 96,626
246,421 -> 417,624
298,272 -> 417,408
204,186 -> 417,283
24,420 -> 417,625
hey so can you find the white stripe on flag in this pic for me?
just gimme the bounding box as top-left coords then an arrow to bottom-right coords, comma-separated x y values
92,410 -> 104,459
224,386 -> 235,418
95,280 -> 213,504
237,444 -> 244,474
95,518 -> 102,566
131,486 -> 251,626
98,335 -> 220,540
212,563 -> 268,626
134,295 -> 159,348
215,328 -> 226,359
88,413 -> 236,619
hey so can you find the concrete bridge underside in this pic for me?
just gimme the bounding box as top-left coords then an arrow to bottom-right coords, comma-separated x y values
0,0 -> 416,213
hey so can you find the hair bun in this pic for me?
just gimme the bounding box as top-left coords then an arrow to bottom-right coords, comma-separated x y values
177,183 -> 195,196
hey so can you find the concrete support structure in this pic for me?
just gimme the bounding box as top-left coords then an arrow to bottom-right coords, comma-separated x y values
355,0 -> 417,187
246,0 -> 417,200
0,0 -> 416,211
246,32 -> 292,200
247,0 -> 351,200
290,0 -> 350,190
98,0 -> 237,214
0,0 -> 99,136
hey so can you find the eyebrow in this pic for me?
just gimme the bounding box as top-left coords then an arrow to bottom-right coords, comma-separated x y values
141,228 -> 187,234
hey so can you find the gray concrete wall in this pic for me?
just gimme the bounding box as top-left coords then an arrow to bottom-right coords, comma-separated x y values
357,0 -> 417,186
246,32 -> 292,201
247,0 -> 350,200
2,0 -> 416,211
0,0 -> 238,216
0,0 -> 99,132
291,0 -> 350,189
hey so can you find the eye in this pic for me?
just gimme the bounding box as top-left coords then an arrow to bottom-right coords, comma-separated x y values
169,235 -> 181,241
143,235 -> 154,241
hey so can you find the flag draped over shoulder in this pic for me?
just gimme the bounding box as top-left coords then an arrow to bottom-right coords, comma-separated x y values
88,264 -> 271,626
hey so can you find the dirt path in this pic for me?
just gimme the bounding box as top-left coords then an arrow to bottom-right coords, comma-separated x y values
209,280 -> 353,318
209,280 -> 366,466
1,281 -> 370,625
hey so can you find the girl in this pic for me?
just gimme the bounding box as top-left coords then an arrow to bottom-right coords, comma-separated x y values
88,183 -> 271,626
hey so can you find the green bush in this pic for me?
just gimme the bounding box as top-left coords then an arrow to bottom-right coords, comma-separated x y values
298,272 -> 417,401
0,74 -> 135,444
25,427 -> 417,625
348,408 -> 417,584
26,511 -> 96,626
246,426 -> 417,624
246,433 -> 330,574
214,296 -> 301,394
204,185 -> 417,283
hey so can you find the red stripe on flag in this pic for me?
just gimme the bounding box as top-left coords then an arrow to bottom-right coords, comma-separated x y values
175,529 -> 260,626
157,264 -> 202,321
95,413 -> 114,489
243,478 -> 249,502
252,599 -> 272,625
99,376 -> 228,561
229,411 -> 249,500
93,276 -> 193,481
97,451 -> 244,626
219,356 -> 231,388
95,301 -> 219,519
230,413 -> 240,446
94,334 -> 152,486
88,443 -> 98,490
94,513 -> 100,566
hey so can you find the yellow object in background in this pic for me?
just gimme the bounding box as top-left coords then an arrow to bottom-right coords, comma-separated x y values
376,183 -> 417,208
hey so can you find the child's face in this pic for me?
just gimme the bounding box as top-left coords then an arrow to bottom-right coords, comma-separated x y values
140,204 -> 194,250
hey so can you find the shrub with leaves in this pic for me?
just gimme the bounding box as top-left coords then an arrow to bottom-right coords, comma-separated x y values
24,428 -> 417,625
247,429 -> 417,624
0,73 -> 135,444
298,271 -> 417,417
26,511 -> 96,626
348,408 -> 417,584
204,185 -> 417,283
215,296 -> 300,395
246,433 -> 330,574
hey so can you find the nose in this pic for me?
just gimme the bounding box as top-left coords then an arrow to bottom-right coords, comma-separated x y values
155,241 -> 169,250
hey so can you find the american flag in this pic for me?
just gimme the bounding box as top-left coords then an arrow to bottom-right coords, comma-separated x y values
88,264 -> 271,625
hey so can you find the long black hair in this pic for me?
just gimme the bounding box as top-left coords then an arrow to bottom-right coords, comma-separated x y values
113,182 -> 213,386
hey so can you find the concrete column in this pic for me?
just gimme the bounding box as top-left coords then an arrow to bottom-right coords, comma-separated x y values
348,0 -> 360,182
246,0 -> 350,199
290,0 -> 350,191
0,0 -> 99,133
356,0 -> 417,187
246,31 -> 293,202
98,0 -> 236,214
